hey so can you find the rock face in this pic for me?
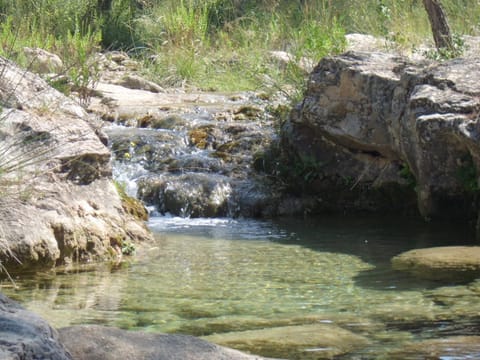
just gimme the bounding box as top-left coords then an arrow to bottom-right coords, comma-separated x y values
282,51 -> 480,220
58,325 -> 277,360
23,47 -> 64,74
0,293 -> 72,360
392,246 -> 480,281
0,56 -> 152,273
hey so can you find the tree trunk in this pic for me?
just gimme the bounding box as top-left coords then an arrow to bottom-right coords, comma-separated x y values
422,0 -> 454,50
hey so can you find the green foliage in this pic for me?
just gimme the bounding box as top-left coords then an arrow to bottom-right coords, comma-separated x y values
399,162 -> 416,189
293,154 -> 324,183
423,33 -> 467,60
457,155 -> 479,193
0,0 -> 103,102
0,0 -> 479,94
121,241 -> 136,255
100,0 -> 139,49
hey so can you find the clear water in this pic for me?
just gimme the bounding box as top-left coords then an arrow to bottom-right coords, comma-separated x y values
2,215 -> 480,359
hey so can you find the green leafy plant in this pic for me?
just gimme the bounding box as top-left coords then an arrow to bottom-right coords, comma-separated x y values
423,33 -> 467,60
292,154 -> 324,183
457,155 -> 479,193
399,162 -> 416,189
121,241 -> 136,255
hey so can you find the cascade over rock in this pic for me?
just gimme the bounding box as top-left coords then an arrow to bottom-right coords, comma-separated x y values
0,56 -> 152,273
282,51 -> 480,221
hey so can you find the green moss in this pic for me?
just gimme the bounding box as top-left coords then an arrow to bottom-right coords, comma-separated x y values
457,154 -> 479,193
399,162 -> 416,189
114,181 -> 148,221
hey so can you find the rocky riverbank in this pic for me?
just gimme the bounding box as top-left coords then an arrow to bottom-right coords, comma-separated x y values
280,40 -> 480,228
0,56 -> 152,273
1,34 -> 480,359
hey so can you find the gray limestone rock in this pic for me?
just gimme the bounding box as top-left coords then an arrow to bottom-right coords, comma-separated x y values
282,50 -> 480,220
0,293 -> 72,360
0,56 -> 152,273
58,325 -> 277,360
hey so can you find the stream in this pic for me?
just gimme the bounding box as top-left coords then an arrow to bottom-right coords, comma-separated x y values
2,83 -> 480,359
2,215 -> 479,359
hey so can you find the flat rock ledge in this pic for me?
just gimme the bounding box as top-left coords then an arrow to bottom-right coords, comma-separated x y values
58,325 -> 278,360
392,246 -> 480,281
388,336 -> 480,359
204,323 -> 370,360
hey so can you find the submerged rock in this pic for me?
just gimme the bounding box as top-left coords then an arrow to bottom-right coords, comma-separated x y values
282,51 -> 480,221
59,325 -> 278,360
0,56 -> 152,273
204,323 -> 369,360
0,293 -> 72,360
392,246 -> 480,281
388,336 -> 480,359
93,70 -> 291,218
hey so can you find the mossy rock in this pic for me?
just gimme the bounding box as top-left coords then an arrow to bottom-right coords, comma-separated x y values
137,114 -> 154,128
392,246 -> 480,282
114,182 -> 148,221
234,105 -> 262,119
211,150 -> 231,162
189,129 -> 209,149
204,324 -> 369,360
122,196 -> 148,221
188,126 -> 215,149
212,142 -> 242,162
216,141 -> 240,153
388,336 -> 480,359
151,115 -> 186,130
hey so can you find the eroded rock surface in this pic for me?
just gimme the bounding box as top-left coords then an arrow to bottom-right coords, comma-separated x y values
0,56 -> 152,272
388,336 -> 480,359
392,246 -> 480,281
59,325 -> 277,360
204,323 -> 369,360
282,51 -> 480,220
85,52 -> 295,218
0,293 -> 72,360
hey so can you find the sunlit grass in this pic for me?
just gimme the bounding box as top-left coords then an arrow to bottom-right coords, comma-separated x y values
0,0 -> 478,97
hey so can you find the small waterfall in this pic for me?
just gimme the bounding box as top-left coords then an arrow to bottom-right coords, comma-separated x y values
106,91 -> 283,218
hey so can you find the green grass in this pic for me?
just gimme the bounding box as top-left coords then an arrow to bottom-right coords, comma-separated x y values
0,0 -> 478,97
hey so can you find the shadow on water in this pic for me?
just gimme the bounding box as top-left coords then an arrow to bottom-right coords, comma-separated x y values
149,214 -> 478,292
270,215 -> 478,288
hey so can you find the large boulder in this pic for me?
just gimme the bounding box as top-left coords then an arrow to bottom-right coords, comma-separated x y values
0,56 -> 152,273
282,51 -> 480,220
58,325 -> 277,360
0,293 -> 72,360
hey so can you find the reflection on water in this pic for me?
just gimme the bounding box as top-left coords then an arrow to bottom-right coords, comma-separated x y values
2,215 -> 480,359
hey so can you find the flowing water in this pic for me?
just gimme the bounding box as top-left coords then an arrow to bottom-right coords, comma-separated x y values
3,89 -> 480,358
2,215 -> 480,359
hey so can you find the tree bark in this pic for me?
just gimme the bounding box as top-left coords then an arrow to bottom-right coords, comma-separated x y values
422,0 -> 454,50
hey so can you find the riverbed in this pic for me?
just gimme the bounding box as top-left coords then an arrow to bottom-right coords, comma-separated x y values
2,215 -> 479,359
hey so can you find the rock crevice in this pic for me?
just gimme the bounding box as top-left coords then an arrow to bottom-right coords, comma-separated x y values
282,51 -> 480,221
